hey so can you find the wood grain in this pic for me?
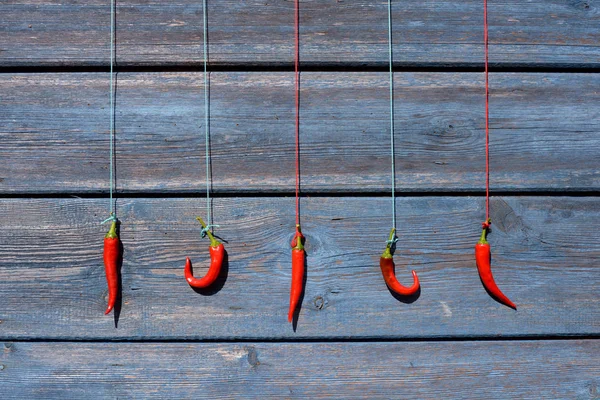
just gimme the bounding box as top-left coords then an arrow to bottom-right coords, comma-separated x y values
0,196 -> 598,339
3,1 -> 599,395
1,72 -> 599,194
1,340 -> 598,399
2,1 -> 599,67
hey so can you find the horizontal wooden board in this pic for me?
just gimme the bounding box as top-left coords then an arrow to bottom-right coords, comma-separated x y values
0,196 -> 598,340
2,1 -> 599,67
1,72 -> 599,194
1,340 -> 598,399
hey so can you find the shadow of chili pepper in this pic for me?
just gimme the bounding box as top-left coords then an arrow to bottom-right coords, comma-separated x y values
291,250 -> 307,332
388,284 -> 421,304
213,234 -> 228,245
479,254 -> 517,310
188,250 -> 229,296
112,223 -> 124,328
480,279 -> 515,309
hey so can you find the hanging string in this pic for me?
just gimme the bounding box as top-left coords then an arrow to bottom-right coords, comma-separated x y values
484,0 -> 490,223
202,0 -> 214,231
387,0 -> 398,241
103,0 -> 117,225
294,0 -> 300,227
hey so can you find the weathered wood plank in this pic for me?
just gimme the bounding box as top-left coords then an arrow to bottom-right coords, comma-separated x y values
1,340 -> 598,399
0,196 -> 598,339
1,72 -> 599,194
2,1 -> 599,67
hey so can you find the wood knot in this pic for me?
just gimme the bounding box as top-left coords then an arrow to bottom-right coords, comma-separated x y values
422,118 -> 477,150
245,346 -> 260,367
314,296 -> 325,310
570,0 -> 593,11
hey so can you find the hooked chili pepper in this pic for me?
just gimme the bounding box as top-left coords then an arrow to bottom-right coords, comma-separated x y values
288,224 -> 305,322
475,219 -> 516,309
103,219 -> 120,315
380,228 -> 420,296
184,217 -> 225,289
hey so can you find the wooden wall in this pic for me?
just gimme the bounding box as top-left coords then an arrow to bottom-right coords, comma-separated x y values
1,1 -> 599,398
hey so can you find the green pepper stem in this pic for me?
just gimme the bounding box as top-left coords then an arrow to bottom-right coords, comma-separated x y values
478,226 -> 489,245
105,220 -> 118,239
196,216 -> 220,247
293,224 -> 304,251
381,228 -> 395,258
387,228 -> 396,244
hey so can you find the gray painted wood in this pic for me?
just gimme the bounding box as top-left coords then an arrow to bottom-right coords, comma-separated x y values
1,72 -> 599,194
3,0 -> 598,395
1,340 -> 598,399
0,196 -> 598,339
2,1 -> 599,67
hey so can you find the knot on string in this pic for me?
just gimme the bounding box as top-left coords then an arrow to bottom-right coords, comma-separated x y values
201,224 -> 220,238
101,213 -> 118,225
386,236 -> 399,246
482,220 -> 492,230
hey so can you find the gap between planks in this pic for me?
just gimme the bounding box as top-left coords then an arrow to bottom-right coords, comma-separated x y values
0,190 -> 599,199
1,334 -> 599,344
2,64 -> 600,75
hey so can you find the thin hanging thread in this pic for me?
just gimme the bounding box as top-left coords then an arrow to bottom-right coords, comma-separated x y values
484,0 -> 490,222
103,0 -> 116,224
294,0 -> 300,227
202,0 -> 213,229
387,0 -> 397,234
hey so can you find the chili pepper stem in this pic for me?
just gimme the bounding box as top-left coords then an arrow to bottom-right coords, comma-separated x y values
477,228 -> 488,245
381,228 -> 395,259
105,220 -> 118,239
196,216 -> 220,247
293,224 -> 304,251
478,219 -> 491,245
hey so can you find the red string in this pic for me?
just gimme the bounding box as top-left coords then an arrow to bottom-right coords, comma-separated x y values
294,0 -> 300,226
484,0 -> 490,223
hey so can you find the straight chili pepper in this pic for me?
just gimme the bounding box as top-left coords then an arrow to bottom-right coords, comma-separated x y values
184,217 -> 225,289
475,220 -> 516,309
380,228 -> 420,296
103,219 -> 120,315
288,224 -> 305,323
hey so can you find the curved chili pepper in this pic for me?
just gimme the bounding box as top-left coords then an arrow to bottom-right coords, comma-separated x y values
475,220 -> 516,309
380,228 -> 420,296
288,224 -> 305,323
103,219 -> 120,315
184,217 -> 225,289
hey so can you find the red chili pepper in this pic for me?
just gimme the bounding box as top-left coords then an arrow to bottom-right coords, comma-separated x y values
103,219 -> 120,315
475,220 -> 516,309
379,228 -> 420,296
288,224 -> 305,322
184,217 -> 225,289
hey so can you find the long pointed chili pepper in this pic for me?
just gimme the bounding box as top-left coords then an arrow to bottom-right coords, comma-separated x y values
103,219 -> 120,315
289,224 -> 305,322
475,220 -> 516,309
184,217 -> 225,289
379,228 -> 420,296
